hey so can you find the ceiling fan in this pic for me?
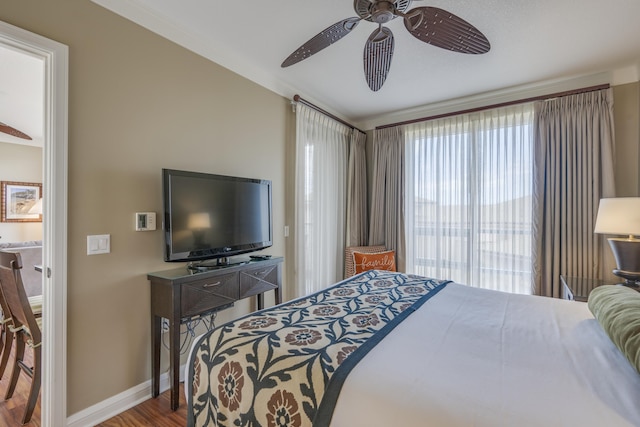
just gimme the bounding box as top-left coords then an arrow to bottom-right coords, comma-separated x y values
281,0 -> 490,91
0,121 -> 32,140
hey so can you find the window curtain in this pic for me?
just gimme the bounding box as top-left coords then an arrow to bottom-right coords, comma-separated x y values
403,104 -> 535,294
293,103 -> 353,297
532,88 -> 615,297
369,127 -> 406,271
346,130 -> 368,247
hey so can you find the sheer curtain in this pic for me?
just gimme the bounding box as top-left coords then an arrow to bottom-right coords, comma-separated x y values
404,104 -> 535,294
532,88 -> 615,297
293,103 -> 352,297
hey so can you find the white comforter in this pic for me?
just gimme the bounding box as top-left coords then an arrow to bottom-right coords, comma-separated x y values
330,283 -> 640,426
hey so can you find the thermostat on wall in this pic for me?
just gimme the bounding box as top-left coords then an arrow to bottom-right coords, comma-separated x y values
135,212 -> 157,231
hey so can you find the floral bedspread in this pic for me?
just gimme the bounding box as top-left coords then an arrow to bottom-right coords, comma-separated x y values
187,270 -> 449,427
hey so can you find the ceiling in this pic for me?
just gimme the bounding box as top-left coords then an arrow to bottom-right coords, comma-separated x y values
0,45 -> 44,147
4,1 -> 640,137
90,0 -> 640,129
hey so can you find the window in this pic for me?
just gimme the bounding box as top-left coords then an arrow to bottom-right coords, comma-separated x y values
404,104 -> 534,294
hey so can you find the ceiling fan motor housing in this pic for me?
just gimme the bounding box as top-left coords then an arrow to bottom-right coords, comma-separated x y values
355,0 -> 412,22
371,2 -> 395,23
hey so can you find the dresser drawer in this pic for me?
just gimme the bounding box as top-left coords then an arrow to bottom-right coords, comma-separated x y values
181,272 -> 239,317
240,264 -> 279,299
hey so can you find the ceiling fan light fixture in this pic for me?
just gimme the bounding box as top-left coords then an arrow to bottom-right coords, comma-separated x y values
282,0 -> 490,90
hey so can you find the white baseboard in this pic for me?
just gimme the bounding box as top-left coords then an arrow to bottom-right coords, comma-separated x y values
66,364 -> 186,427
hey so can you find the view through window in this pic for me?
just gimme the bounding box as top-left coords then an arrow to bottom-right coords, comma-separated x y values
404,104 -> 534,294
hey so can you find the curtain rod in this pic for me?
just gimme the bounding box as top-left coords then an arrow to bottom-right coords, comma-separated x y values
293,94 -> 365,134
375,83 -> 611,130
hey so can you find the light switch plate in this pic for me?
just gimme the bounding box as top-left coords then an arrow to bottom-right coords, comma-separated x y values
87,234 -> 110,255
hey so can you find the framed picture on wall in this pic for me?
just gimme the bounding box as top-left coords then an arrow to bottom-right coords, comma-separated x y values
1,181 -> 42,222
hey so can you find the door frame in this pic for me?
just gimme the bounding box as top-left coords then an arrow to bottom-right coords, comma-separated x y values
0,21 -> 69,426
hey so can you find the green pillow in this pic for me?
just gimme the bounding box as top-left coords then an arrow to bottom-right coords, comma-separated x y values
588,285 -> 640,374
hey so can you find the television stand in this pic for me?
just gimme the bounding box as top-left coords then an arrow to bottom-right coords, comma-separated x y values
187,259 -> 249,272
148,256 -> 283,410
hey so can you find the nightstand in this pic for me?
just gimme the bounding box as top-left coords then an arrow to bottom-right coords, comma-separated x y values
560,275 -> 612,302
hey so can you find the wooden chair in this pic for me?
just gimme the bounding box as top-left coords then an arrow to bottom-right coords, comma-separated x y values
0,251 -> 42,424
0,282 -> 14,379
0,251 -> 42,381
0,292 -> 41,381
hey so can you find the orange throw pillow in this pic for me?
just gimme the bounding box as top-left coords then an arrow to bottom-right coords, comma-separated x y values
353,250 -> 396,274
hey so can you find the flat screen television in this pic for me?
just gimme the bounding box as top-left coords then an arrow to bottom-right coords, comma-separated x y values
162,168 -> 273,266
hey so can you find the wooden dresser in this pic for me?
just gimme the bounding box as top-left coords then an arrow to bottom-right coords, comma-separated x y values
148,256 -> 283,410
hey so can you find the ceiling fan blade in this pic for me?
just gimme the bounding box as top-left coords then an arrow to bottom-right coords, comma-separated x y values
0,122 -> 32,140
281,17 -> 361,67
403,7 -> 490,54
364,26 -> 394,92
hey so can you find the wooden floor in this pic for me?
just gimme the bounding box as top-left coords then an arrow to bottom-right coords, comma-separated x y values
97,387 -> 187,427
0,339 -> 41,426
0,337 -> 187,427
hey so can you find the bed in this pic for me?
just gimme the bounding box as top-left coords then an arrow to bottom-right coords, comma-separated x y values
186,270 -> 640,426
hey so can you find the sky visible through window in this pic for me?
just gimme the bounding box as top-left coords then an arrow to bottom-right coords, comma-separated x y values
406,114 -> 534,295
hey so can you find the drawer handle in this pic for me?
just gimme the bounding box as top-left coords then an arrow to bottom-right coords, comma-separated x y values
203,281 -> 222,288
254,271 -> 268,277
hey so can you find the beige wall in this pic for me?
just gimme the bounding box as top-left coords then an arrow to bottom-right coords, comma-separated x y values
0,142 -> 43,242
604,82 -> 640,279
613,82 -> 640,197
1,1 -> 291,416
2,0 -> 639,419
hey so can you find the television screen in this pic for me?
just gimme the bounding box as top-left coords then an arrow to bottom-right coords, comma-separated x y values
163,169 -> 272,264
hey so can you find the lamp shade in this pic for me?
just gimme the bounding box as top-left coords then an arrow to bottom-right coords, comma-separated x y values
594,198 -> 640,236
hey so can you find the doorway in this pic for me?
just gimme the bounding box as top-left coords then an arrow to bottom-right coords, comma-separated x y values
0,20 -> 68,427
